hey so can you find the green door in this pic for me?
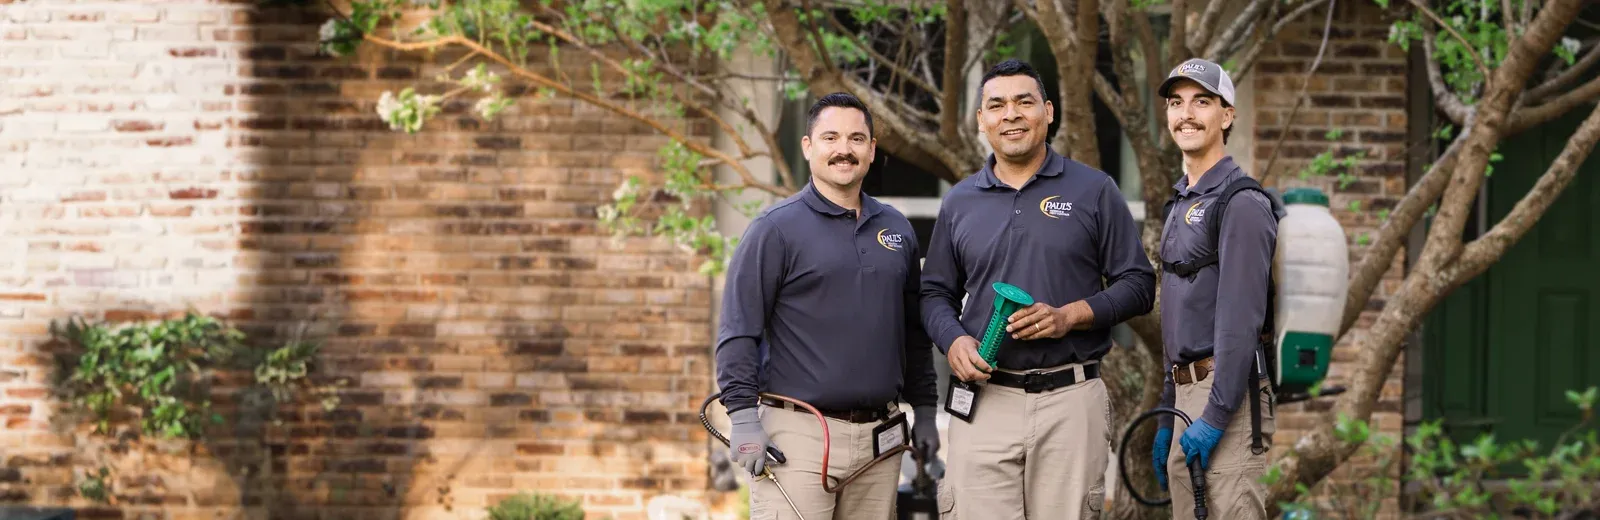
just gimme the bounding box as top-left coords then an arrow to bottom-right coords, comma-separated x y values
1423,109 -> 1600,454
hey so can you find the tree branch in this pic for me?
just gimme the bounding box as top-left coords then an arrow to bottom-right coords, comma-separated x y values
1189,0 -> 1231,57
1134,12 -> 1164,102
1422,0 -> 1584,263
1266,0 -> 1588,509
941,0 -> 968,144
1457,100 -> 1600,277
1510,74 -> 1600,134
364,34 -> 790,198
520,15 -> 776,189
1205,0 -> 1273,61
1260,0 -> 1336,187
824,12 -> 944,100
763,0 -> 978,181
1411,0 -> 1493,82
1423,23 -> 1474,126
1167,0 -> 1191,65
1337,137 -> 1461,337
1527,41 -> 1600,102
800,0 -> 840,76
1233,0 -> 1328,82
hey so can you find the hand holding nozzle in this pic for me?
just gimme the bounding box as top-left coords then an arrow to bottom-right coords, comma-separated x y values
728,408 -> 787,477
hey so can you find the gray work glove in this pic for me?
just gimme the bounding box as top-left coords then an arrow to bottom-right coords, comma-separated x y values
728,408 -> 776,477
911,405 -> 940,461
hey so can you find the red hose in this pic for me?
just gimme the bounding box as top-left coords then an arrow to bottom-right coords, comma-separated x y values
701,392 -> 921,494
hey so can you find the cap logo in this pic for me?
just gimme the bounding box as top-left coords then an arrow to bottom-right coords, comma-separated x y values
1178,62 -> 1207,76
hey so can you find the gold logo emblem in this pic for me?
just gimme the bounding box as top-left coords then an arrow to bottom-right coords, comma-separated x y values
877,229 -> 905,251
1039,195 -> 1073,219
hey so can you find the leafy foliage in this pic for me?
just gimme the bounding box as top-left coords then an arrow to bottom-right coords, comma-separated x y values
53,312 -> 244,439
485,492 -> 586,520
1377,0 -> 1579,103
1266,386 -> 1600,518
54,312 -> 338,440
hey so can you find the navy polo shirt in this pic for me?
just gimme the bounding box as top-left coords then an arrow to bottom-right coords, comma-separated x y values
1156,156 -> 1277,429
714,182 -> 939,414
920,148 -> 1156,370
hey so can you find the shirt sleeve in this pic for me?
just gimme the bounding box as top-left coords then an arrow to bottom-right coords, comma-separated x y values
900,232 -> 940,408
714,215 -> 787,414
919,202 -> 969,354
1201,191 -> 1277,428
1082,178 -> 1158,330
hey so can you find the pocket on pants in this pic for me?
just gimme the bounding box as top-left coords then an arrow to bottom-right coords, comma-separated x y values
937,478 -> 956,519
1081,482 -> 1105,519
1212,466 -> 1270,520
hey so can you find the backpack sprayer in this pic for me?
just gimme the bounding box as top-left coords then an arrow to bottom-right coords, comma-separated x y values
1118,185 -> 1351,518
699,392 -> 932,520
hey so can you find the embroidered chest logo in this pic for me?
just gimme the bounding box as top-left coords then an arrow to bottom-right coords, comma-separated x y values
1184,201 -> 1207,225
877,229 -> 906,251
1039,195 -> 1074,219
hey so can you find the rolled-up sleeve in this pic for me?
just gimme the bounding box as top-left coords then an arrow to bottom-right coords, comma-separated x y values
715,216 -> 787,413
1083,179 -> 1157,329
1201,192 -> 1276,428
919,205 -> 968,354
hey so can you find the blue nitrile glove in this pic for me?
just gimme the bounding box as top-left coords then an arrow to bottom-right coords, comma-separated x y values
1179,418 -> 1225,470
1153,427 -> 1172,490
912,405 -> 940,460
728,408 -> 775,477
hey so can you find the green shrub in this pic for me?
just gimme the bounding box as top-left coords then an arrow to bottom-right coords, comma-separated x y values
486,492 -> 585,520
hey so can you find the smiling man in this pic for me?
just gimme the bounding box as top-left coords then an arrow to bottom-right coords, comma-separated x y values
1150,58 -> 1279,520
716,92 -> 941,520
921,59 -> 1155,519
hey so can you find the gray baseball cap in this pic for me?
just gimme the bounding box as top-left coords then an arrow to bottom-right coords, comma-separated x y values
1158,58 -> 1236,106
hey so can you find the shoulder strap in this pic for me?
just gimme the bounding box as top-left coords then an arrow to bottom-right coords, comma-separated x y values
1204,176 -> 1268,242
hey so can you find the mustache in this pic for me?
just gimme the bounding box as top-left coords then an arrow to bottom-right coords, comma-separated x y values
1173,121 -> 1205,131
828,154 -> 859,165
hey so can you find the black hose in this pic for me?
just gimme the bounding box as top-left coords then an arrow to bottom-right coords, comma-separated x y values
1117,406 -> 1209,520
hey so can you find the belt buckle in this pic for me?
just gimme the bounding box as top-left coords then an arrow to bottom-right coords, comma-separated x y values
1022,372 -> 1050,393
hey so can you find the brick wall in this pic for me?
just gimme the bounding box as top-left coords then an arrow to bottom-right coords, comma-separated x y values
1250,0 -> 1409,514
0,2 -> 721,519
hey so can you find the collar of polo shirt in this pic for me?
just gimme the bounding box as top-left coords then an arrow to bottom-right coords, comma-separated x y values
1170,155 -> 1242,197
974,147 -> 1067,190
799,181 -> 885,218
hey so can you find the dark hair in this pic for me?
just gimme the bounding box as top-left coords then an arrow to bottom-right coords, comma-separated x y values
806,92 -> 874,138
977,59 -> 1050,107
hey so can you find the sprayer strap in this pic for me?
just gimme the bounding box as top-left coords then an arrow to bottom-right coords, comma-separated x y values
1250,346 -> 1266,455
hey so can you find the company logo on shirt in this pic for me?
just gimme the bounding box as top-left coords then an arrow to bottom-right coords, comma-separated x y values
877,229 -> 905,251
1184,201 -> 1207,225
1039,196 -> 1074,219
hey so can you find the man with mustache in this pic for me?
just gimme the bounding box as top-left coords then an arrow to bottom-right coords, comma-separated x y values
1150,58 -> 1278,520
921,59 -> 1155,519
716,92 -> 941,520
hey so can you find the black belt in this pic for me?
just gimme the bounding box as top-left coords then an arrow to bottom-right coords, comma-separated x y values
987,363 -> 1100,393
759,397 -> 893,424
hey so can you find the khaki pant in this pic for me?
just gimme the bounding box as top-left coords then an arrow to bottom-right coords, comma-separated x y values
938,363 -> 1110,520
1165,372 -> 1275,520
750,404 -> 901,520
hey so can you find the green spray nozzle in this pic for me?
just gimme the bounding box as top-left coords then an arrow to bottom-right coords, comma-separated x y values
978,282 -> 1035,367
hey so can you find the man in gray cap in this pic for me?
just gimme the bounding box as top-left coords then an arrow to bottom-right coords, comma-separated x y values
1150,57 -> 1279,520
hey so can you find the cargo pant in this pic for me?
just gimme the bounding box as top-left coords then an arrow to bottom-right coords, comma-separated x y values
937,362 -> 1111,520
1165,369 -> 1276,520
749,403 -> 901,520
